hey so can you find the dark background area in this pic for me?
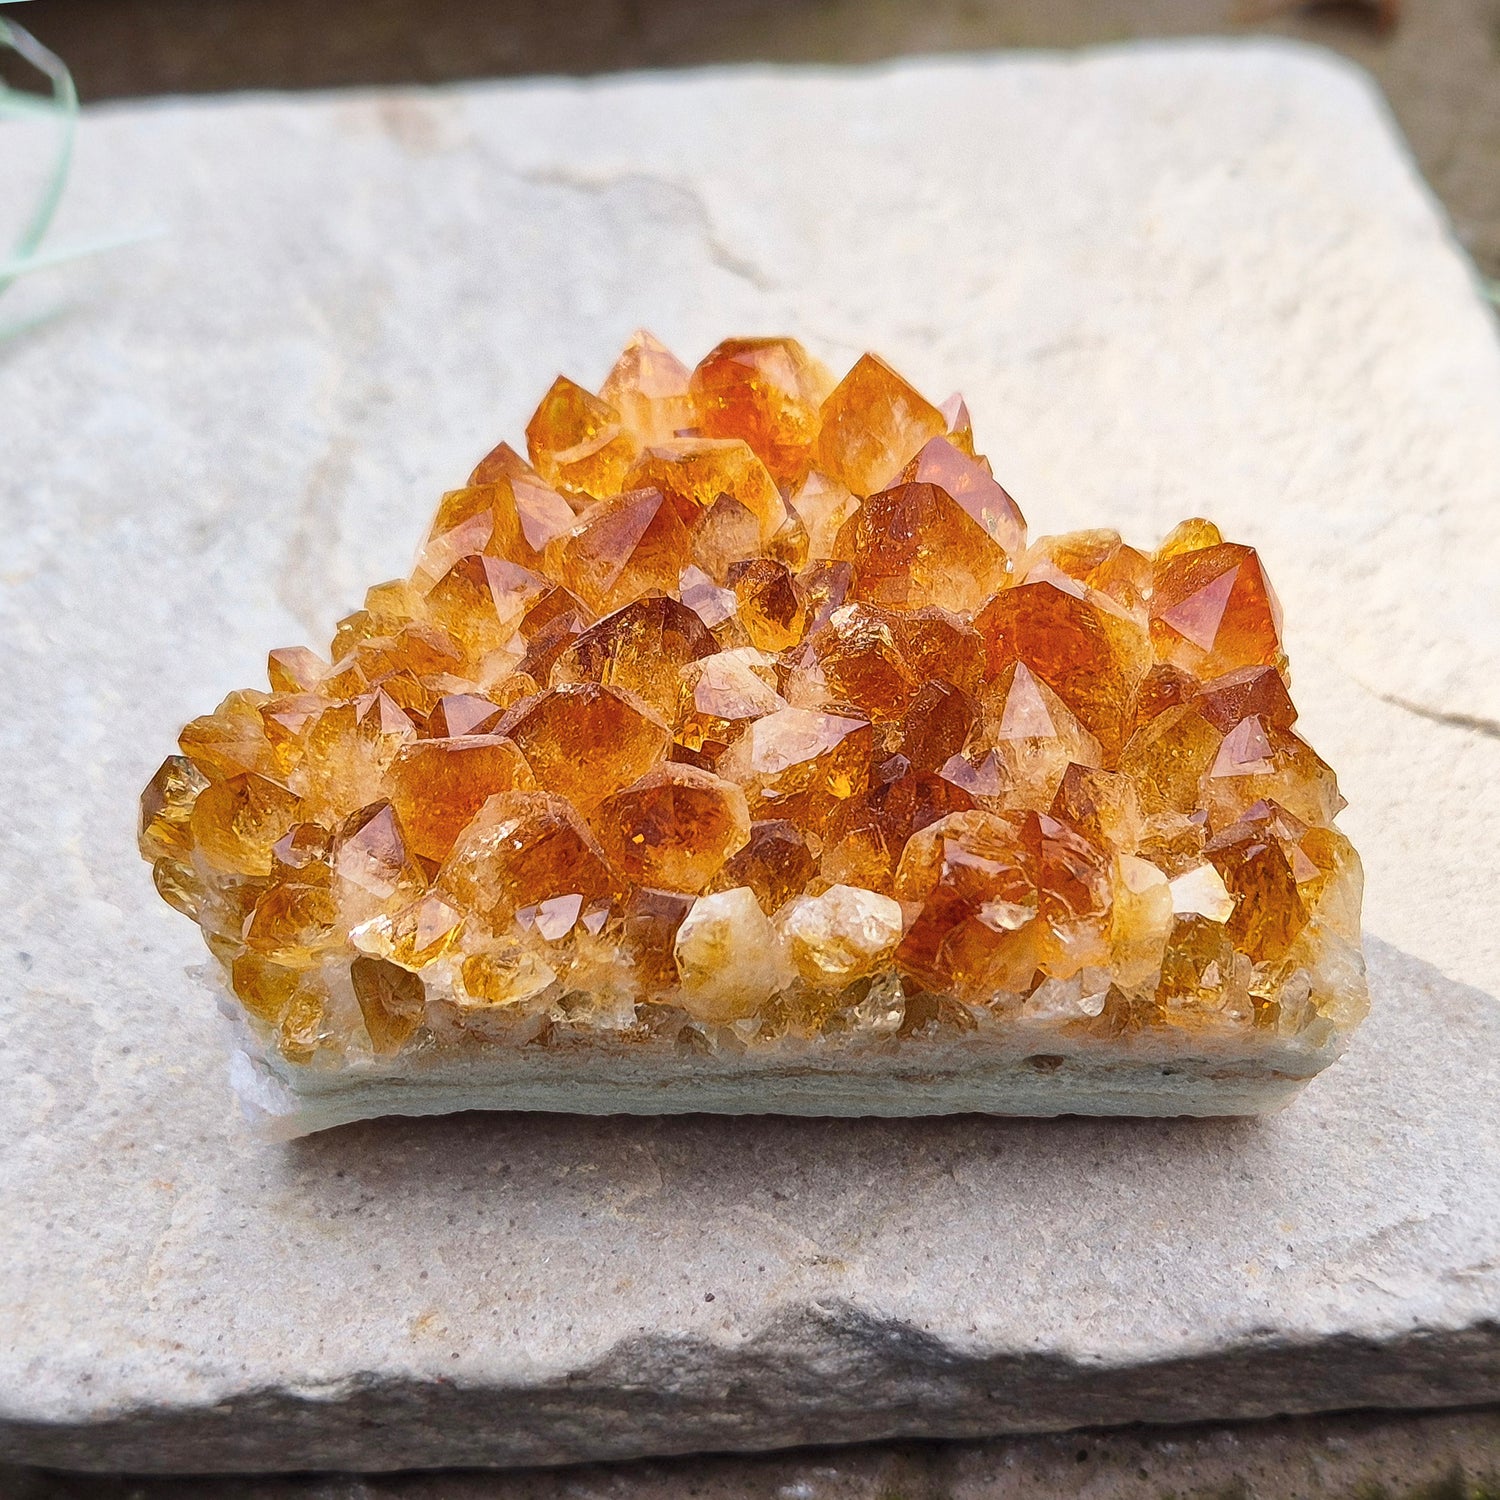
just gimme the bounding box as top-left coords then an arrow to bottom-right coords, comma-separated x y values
11,0 -> 1500,279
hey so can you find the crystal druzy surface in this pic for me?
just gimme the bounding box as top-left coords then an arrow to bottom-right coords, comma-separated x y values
140,334 -> 1367,1077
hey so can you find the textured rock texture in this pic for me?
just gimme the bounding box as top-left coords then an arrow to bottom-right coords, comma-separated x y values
5,1405 -> 1500,1497
1,43 -> 1499,1472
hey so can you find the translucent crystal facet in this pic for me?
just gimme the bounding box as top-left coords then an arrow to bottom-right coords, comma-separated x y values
690,336 -> 834,488
813,353 -> 947,496
592,763 -> 750,893
834,482 -> 1012,614
143,333 -> 1364,1073
525,376 -> 637,499
500,683 -> 670,811
600,330 -> 695,448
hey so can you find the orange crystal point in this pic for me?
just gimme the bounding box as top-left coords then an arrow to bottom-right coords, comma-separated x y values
1150,542 -> 1286,679
144,335 -> 1363,1074
895,680 -> 978,773
1024,529 -> 1151,615
619,886 -> 696,987
676,647 -> 785,763
466,440 -> 580,526
424,553 -> 549,661
243,838 -> 338,965
1193,664 -> 1297,732
600,330 -> 696,448
1202,715 -> 1344,831
814,353 -> 947,497
502,473 -> 580,557
900,436 -> 1026,556
726,558 -> 808,654
1204,806 -> 1309,964
788,474 -> 858,562
938,392 -> 976,455
525,375 -> 637,499
779,884 -> 905,992
624,438 -> 784,543
894,809 -> 1110,998
427,693 -> 504,739
232,950 -> 319,1024
417,475 -> 575,585
676,564 -> 738,637
555,486 -> 694,613
384,733 -> 535,864
501,682 -> 671,811
822,770 -> 976,894
1132,662 -> 1198,727
292,697 -> 418,826
190,772 -> 301,876
710,818 -> 817,913
179,691 -> 279,783
333,800 -> 427,921
267,646 -> 327,694
891,608 -> 986,695
350,955 -> 427,1055
891,810 -> 1037,999
976,660 -> 1104,811
592,763 -> 751,893
719,705 -> 872,833
438,790 -> 618,926
552,595 -> 716,718
673,886 -> 792,1023
789,601 -> 922,720
1050,763 -> 1144,854
834,482 -> 1012,614
691,494 -> 764,584
975,580 -> 1150,762
1157,516 -> 1224,561
1117,703 -> 1223,815
521,583 -> 593,639
467,438 -> 527,486
689,336 -> 834,488
140,755 -> 210,863
352,890 -> 463,971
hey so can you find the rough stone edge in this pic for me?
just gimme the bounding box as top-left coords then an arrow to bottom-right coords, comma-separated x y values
10,1406 -> 1500,1498
3,1306 -> 1496,1473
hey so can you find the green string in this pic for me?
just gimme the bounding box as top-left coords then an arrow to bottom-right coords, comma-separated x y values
0,13 -> 78,299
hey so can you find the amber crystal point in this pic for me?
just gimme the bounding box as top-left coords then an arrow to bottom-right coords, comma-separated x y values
142,333 -> 1366,1125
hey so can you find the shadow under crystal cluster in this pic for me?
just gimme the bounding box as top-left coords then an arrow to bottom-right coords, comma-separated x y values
139,334 -> 1367,1077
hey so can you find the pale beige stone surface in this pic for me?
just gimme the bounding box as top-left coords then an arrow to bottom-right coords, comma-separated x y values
1,42 -> 1499,1471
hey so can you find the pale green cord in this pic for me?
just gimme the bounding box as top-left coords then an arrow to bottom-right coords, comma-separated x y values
0,226 -> 157,281
0,10 -> 162,341
0,12 -> 77,299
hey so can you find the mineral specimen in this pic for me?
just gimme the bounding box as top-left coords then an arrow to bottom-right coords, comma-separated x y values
141,334 -> 1367,1132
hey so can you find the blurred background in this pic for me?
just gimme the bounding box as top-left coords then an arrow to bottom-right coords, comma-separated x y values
10,0 -> 1500,282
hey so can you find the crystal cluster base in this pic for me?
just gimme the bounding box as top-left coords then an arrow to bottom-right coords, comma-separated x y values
231,998 -> 1341,1139
140,334 -> 1368,1134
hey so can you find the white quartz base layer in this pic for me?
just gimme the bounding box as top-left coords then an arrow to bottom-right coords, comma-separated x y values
241,1031 -> 1340,1138
4,42 -> 1500,1473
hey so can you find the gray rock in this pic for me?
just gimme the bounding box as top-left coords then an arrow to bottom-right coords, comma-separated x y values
6,1405 -> 1500,1497
1,41 -> 1498,1472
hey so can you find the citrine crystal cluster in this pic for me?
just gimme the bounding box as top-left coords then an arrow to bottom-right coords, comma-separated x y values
140,334 -> 1366,1096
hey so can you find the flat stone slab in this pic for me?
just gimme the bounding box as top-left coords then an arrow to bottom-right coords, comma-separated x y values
3,41 -> 1500,1473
